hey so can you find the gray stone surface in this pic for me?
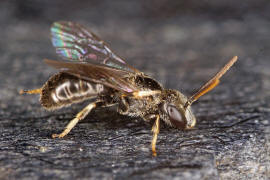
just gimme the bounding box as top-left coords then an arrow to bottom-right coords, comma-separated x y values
0,1 -> 269,179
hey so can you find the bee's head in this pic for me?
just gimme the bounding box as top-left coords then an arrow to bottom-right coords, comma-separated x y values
159,56 -> 238,129
159,90 -> 196,130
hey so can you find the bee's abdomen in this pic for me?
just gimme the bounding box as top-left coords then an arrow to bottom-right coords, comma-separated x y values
51,80 -> 104,103
40,72 -> 106,110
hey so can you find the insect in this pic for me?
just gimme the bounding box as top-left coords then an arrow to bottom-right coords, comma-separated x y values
20,21 -> 238,156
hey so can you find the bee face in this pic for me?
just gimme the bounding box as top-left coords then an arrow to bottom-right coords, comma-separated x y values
183,105 -> 196,129
160,90 -> 196,130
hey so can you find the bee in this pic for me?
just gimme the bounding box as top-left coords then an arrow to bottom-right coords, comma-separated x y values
20,21 -> 238,156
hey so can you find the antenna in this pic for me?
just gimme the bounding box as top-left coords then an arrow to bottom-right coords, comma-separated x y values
184,56 -> 238,109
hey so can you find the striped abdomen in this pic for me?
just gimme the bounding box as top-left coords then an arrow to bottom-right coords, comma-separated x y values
40,72 -> 106,110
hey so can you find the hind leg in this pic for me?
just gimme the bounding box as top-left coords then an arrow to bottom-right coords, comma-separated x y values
52,102 -> 97,138
20,88 -> 42,94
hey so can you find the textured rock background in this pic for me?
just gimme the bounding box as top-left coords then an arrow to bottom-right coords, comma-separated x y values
0,1 -> 269,179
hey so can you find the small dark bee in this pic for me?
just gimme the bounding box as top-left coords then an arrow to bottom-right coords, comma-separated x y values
20,21 -> 238,156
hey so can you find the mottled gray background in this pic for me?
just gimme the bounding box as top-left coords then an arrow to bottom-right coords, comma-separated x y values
0,0 -> 269,179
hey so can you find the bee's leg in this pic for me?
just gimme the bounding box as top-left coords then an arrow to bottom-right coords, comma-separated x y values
19,88 -> 42,94
151,115 -> 160,157
52,102 -> 97,138
118,96 -> 130,114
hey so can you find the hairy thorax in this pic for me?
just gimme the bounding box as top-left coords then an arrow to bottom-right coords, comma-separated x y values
116,74 -> 164,121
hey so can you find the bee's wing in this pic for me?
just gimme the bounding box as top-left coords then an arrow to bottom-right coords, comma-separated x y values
51,21 -> 139,73
44,59 -> 140,94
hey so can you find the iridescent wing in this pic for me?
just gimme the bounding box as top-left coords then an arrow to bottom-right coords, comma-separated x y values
44,59 -> 140,94
51,21 -> 139,73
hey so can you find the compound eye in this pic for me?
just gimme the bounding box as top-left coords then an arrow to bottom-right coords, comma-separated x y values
167,105 -> 186,129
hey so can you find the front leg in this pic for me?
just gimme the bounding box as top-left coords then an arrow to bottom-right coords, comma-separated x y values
151,115 -> 160,157
52,102 -> 97,138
